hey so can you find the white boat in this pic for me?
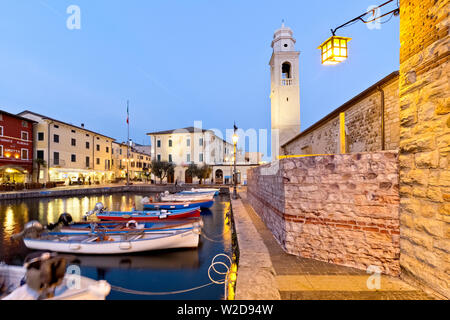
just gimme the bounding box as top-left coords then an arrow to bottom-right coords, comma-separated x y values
180,188 -> 220,195
24,228 -> 200,255
160,193 -> 215,202
1,254 -> 110,300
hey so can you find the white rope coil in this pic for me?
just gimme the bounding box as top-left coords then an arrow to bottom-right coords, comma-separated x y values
110,253 -> 233,296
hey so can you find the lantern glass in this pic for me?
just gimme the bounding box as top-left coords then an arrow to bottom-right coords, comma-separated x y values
318,36 -> 351,65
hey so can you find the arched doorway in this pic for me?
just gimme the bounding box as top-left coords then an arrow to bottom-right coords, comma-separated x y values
185,170 -> 193,184
215,169 -> 223,185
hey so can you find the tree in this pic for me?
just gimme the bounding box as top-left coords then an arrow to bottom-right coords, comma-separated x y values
150,160 -> 175,184
34,158 -> 47,184
142,167 -> 151,183
185,163 -> 199,181
195,164 -> 212,185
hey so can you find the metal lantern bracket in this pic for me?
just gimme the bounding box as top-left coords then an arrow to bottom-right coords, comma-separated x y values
331,0 -> 400,36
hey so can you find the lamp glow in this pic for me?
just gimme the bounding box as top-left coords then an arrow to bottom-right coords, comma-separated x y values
318,36 -> 351,65
232,134 -> 238,145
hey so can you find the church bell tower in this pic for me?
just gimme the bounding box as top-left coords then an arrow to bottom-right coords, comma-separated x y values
270,22 -> 301,160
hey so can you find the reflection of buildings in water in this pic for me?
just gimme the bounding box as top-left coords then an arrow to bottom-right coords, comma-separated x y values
60,249 -> 200,272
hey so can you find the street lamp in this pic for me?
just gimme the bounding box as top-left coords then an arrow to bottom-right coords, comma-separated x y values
318,36 -> 351,65
232,132 -> 238,199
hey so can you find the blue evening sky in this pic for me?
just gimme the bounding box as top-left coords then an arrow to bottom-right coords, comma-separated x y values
0,0 -> 400,159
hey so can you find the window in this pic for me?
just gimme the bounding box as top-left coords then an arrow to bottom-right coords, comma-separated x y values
157,140 -> 161,148
169,154 -> 173,162
199,138 -> 203,146
86,142 -> 90,149
53,134 -> 59,143
54,125 -> 59,129
53,152 -> 59,165
38,132 -> 44,141
157,154 -> 161,162
86,157 -> 90,167
37,150 -> 44,160
0,145 -> 3,157
71,154 -> 76,162
106,147 -> 109,153
187,154 -> 191,162
22,121 -> 28,128
21,131 -> 29,140
199,153 -> 203,162
96,145 -> 100,151
71,138 -> 76,146
112,148 -> 114,155
21,149 -> 28,160
168,140 -> 173,147
119,149 -> 122,155
187,139 -> 191,147
0,126 -> 3,136
96,158 -> 100,165
71,130 -> 76,133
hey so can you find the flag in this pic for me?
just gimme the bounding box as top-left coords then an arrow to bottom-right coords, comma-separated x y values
234,122 -> 238,132
126,101 -> 129,124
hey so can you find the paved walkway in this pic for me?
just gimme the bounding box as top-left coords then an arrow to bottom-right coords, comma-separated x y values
234,190 -> 435,300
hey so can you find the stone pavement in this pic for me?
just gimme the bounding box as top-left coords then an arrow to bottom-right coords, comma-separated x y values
233,189 -> 435,300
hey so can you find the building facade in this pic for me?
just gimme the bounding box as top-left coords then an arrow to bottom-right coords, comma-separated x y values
270,23 -> 301,159
281,71 -> 400,155
112,142 -> 152,181
147,127 -> 236,183
18,110 -> 116,184
0,110 -> 35,183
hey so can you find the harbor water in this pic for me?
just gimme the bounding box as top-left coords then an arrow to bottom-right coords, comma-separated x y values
0,192 -> 232,300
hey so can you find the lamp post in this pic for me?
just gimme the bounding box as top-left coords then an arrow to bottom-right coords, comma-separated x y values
232,132 -> 238,200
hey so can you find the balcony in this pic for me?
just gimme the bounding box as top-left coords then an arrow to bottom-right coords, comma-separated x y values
281,78 -> 294,86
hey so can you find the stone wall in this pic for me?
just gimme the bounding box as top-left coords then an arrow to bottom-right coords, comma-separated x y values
247,152 -> 401,276
398,0 -> 449,298
282,74 -> 399,155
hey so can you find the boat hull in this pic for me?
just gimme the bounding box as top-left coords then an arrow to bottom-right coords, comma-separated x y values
96,207 -> 201,221
24,229 -> 200,255
144,200 -> 214,210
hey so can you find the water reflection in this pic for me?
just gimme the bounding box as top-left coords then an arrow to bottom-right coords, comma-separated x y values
0,193 -> 232,300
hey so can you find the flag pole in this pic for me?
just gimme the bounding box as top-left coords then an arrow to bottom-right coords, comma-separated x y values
126,100 -> 130,187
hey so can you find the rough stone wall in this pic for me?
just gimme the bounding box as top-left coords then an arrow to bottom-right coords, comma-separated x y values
398,0 -> 450,298
248,152 -> 401,276
282,76 -> 400,155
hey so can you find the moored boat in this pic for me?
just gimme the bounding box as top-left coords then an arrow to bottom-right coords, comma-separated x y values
57,218 -> 203,235
179,188 -> 220,196
23,228 -> 200,254
143,199 -> 214,210
96,207 -> 201,221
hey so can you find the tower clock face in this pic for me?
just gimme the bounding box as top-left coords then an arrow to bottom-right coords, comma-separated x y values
284,44 -> 288,48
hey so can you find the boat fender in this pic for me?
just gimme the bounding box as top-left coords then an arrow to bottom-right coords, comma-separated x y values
159,214 -> 168,219
119,242 -> 132,250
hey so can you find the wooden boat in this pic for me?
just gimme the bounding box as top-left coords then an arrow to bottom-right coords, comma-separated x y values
96,207 -> 201,221
1,253 -> 110,300
143,199 -> 214,210
23,227 -> 200,254
160,193 -> 215,202
56,218 -> 203,235
179,188 -> 220,196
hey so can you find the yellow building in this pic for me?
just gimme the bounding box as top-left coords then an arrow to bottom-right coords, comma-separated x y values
18,110 -> 115,185
112,142 -> 151,182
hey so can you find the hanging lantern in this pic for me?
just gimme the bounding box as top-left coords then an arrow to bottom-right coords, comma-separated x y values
318,35 -> 352,65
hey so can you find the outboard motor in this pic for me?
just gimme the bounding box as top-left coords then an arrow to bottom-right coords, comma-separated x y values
24,252 -> 67,299
47,213 -> 73,230
84,202 -> 105,220
11,221 -> 44,241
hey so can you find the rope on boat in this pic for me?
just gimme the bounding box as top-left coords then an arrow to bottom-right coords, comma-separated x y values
109,254 -> 232,296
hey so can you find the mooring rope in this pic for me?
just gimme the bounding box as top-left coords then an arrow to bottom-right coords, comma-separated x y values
110,253 -> 232,296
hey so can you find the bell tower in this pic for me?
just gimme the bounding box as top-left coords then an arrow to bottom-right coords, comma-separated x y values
270,22 -> 301,160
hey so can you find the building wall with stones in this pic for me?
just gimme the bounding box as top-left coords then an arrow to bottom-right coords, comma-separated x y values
398,0 -> 449,298
282,73 -> 400,156
247,152 -> 401,276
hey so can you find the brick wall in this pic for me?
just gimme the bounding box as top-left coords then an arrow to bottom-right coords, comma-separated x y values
282,75 -> 400,155
399,0 -> 449,298
248,152 -> 401,276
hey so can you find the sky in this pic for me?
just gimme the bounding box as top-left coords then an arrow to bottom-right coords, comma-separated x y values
0,0 -> 400,160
